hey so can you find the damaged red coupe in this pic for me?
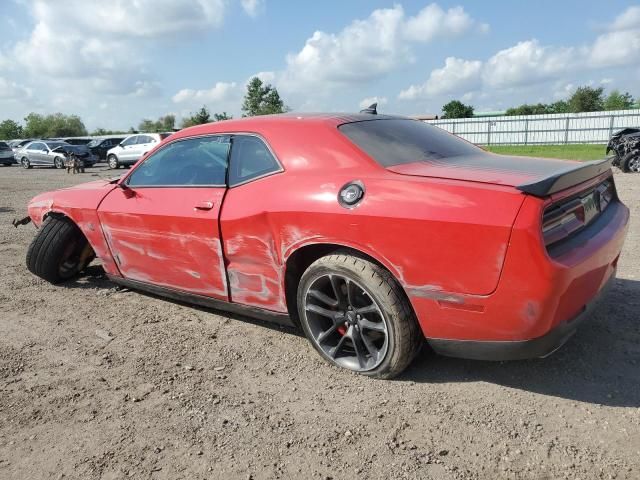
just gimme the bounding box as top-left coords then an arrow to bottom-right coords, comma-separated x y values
22,113 -> 629,378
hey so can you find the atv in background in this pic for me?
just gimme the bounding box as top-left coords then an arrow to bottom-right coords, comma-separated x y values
606,128 -> 640,173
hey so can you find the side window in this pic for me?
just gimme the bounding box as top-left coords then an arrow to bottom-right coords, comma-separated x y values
138,135 -> 154,145
28,142 -> 44,151
229,135 -> 280,186
127,136 -> 229,187
121,136 -> 137,147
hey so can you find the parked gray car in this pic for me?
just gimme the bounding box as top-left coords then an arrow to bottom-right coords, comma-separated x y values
16,141 -> 98,169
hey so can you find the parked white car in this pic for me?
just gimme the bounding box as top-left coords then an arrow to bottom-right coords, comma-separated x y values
106,133 -> 172,169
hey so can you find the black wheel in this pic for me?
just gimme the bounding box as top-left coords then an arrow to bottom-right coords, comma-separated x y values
297,252 -> 422,379
108,155 -> 120,169
621,151 -> 640,173
21,157 -> 32,169
26,216 -> 95,284
54,156 -> 64,169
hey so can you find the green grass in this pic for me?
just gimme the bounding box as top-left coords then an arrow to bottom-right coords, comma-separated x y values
485,144 -> 607,161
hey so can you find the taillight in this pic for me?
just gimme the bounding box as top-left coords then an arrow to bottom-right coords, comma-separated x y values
542,179 -> 614,247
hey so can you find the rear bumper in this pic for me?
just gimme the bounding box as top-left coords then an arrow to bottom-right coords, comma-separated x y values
409,193 -> 628,353
427,269 -> 615,360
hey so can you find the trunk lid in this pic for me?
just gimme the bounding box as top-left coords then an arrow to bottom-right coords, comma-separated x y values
386,153 -> 610,196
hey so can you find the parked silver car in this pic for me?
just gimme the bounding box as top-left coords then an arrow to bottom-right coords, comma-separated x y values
106,133 -> 172,169
16,140 -> 97,169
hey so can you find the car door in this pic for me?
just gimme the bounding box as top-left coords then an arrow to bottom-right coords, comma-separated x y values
41,144 -> 55,166
134,135 -> 157,160
219,134 -> 285,311
118,135 -> 139,162
28,142 -> 46,164
98,135 -> 231,299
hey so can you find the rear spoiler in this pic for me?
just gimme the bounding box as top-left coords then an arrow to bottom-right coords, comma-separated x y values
516,158 -> 612,197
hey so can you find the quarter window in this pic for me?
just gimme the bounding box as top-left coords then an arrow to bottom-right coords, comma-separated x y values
127,136 -> 229,187
229,135 -> 280,186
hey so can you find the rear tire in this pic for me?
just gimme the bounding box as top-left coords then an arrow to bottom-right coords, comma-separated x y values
26,217 -> 94,284
297,252 -> 422,379
621,151 -> 640,173
108,155 -> 120,169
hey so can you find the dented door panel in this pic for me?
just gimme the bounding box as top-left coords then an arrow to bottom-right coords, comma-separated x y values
98,187 -> 228,299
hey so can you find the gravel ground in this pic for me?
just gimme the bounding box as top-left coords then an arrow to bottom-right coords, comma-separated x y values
0,164 -> 638,480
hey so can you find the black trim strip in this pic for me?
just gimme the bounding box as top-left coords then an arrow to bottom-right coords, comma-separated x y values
106,274 -> 294,327
517,158 -> 612,197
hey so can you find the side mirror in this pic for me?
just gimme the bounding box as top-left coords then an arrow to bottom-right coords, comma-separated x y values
118,181 -> 136,198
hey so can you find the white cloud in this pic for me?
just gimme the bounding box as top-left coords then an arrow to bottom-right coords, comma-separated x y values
280,3 -> 485,93
248,71 -> 276,85
589,29 -> 640,68
610,5 -> 640,31
483,40 -> 576,88
404,4 -> 475,42
172,82 -> 239,104
399,57 -> 482,99
0,77 -> 32,99
400,3 -> 640,103
359,96 -> 388,109
241,0 -> 264,18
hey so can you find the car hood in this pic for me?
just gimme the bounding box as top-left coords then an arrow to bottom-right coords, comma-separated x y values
386,153 -> 583,189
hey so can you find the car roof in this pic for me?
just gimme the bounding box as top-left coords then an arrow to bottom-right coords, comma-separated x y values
169,112 -> 405,141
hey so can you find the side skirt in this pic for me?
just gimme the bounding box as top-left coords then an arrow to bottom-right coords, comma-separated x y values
106,274 -> 295,328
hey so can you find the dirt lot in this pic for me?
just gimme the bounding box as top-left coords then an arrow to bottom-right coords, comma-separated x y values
0,164 -> 638,480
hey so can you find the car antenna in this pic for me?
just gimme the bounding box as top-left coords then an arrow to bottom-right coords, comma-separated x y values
360,103 -> 377,115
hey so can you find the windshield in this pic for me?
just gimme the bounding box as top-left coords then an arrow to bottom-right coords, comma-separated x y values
338,119 -> 482,167
87,139 -> 101,147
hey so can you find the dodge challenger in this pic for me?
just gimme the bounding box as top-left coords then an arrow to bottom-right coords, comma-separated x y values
20,112 -> 629,378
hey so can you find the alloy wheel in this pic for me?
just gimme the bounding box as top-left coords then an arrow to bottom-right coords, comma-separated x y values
303,273 -> 389,372
21,157 -> 30,169
629,156 -> 640,173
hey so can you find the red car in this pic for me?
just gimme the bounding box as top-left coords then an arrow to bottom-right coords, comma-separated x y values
22,113 -> 629,378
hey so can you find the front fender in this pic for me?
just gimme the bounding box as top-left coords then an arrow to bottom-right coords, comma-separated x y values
27,180 -> 120,275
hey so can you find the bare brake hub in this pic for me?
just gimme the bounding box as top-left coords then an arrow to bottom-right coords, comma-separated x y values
12,216 -> 31,228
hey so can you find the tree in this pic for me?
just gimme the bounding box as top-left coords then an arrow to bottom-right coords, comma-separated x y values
603,90 -> 635,111
23,113 -> 87,138
213,111 -> 232,121
138,114 -> 176,132
241,77 -> 287,116
441,100 -> 474,119
548,100 -> 569,114
506,103 -> 551,116
567,86 -> 604,113
0,119 -> 23,140
181,107 -> 232,128
158,114 -> 175,131
181,106 -> 211,128
138,119 -> 156,132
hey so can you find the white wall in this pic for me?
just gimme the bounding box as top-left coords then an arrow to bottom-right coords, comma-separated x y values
425,109 -> 640,145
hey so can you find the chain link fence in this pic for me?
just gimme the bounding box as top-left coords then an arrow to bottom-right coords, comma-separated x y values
425,109 -> 640,145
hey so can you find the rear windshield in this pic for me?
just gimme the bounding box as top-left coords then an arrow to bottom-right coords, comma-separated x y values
338,118 -> 481,167
0,142 -> 9,149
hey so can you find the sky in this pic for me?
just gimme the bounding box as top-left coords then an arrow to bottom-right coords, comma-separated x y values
0,0 -> 639,131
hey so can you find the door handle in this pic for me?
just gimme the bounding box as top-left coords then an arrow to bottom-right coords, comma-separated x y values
195,201 -> 214,210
